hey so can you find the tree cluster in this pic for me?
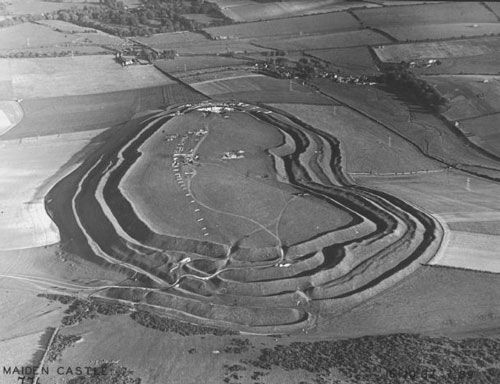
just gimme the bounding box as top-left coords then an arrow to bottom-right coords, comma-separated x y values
382,70 -> 447,112
1,0 -> 232,37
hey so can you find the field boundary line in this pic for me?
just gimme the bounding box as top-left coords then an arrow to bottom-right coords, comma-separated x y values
481,2 -> 500,22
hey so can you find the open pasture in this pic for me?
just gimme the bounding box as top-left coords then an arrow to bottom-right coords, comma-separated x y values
215,0 -> 379,22
459,113 -> 500,158
0,55 -> 175,99
204,11 -> 360,39
373,36 -> 500,63
118,112 -> 282,245
308,46 -> 379,75
0,22 -> 73,51
255,29 -> 390,51
354,2 -> 497,28
381,23 -> 500,42
34,19 -> 124,45
424,75 -> 500,121
192,74 -> 331,104
276,195 -> 354,245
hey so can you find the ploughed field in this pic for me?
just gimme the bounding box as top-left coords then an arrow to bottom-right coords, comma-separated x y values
47,101 -> 442,334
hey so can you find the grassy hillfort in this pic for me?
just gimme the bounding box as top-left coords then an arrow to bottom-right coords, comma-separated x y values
1,1 -> 500,383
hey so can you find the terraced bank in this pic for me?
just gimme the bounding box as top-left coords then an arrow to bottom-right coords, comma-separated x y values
47,102 -> 442,334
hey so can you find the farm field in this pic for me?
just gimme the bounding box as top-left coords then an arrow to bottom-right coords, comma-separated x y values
204,11 -> 360,39
319,265 -> 500,338
412,53 -> 500,75
373,36 -> 500,63
448,217 -> 500,236
424,75 -> 500,121
192,74 -> 331,104
2,1 -> 500,381
380,23 -> 500,42
307,46 -> 380,75
0,0 -> 93,15
354,2 -> 497,28
214,0 -> 379,22
0,100 -> 23,136
35,19 -> 105,34
430,231 -> 500,273
0,55 -> 176,99
155,55 -> 248,74
255,29 -> 391,51
358,170 -> 500,273
0,25 -> 124,59
0,129 -> 104,250
2,83 -> 204,139
0,22 -> 74,51
135,32 -> 267,55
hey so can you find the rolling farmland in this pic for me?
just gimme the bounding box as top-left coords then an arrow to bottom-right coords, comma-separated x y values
412,53 -> 500,75
191,74 -> 331,104
204,12 -> 360,39
2,2 -> 500,382
354,2 -> 497,27
254,29 -> 391,51
155,55 -> 248,74
373,36 -> 500,63
0,55 -> 176,99
308,46 -> 380,75
213,0 -> 379,22
380,23 -> 500,42
0,21 -> 125,57
136,32 -> 267,55
424,75 -> 500,121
